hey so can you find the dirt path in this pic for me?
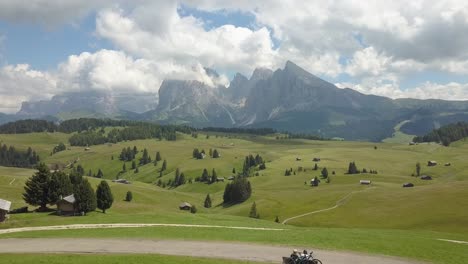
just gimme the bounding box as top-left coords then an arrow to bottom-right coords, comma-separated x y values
0,238 -> 425,264
282,188 -> 375,224
0,223 -> 284,235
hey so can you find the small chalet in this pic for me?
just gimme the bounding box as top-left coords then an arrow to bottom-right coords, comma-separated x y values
427,161 -> 437,166
313,158 -> 321,162
444,163 -> 451,166
216,177 -> 225,182
179,202 -> 192,210
112,179 -> 131,184
360,180 -> 372,185
420,175 -> 432,180
403,183 -> 414,188
57,194 -> 77,216
0,199 -> 12,222
296,157 -> 302,161
227,176 -> 235,180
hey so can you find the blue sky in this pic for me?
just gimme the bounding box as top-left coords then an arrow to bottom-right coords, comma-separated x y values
0,1 -> 468,113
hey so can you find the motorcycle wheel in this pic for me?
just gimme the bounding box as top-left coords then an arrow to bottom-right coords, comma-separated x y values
312,259 -> 323,264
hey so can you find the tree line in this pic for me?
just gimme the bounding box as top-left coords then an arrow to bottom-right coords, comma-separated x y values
413,121 -> 468,146
0,144 -> 40,168
23,163 -> 114,213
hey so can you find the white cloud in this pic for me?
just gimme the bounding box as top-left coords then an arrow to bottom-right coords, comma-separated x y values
57,49 -> 161,94
0,64 -> 56,113
96,7 -> 279,77
0,0 -> 115,28
336,81 -> 468,101
2,0 -> 468,110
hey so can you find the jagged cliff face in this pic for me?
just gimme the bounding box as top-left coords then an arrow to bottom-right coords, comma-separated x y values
242,61 -> 395,124
154,80 -> 236,126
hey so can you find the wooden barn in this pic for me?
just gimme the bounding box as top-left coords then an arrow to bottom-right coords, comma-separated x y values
360,180 -> 372,185
427,161 -> 437,166
0,198 -> 12,222
179,202 -> 192,210
57,194 -> 77,216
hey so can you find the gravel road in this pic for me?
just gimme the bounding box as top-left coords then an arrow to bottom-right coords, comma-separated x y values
0,238 -> 425,264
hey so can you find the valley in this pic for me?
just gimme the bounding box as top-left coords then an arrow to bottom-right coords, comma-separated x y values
1,127 -> 467,264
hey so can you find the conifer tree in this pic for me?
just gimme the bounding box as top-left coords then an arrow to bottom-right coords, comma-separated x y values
211,169 -> 217,183
321,167 -> 328,178
125,191 -> 133,202
74,178 -> 97,214
96,180 -> 114,213
96,169 -> 104,178
48,171 -> 73,205
204,194 -> 212,208
249,202 -> 259,218
416,162 -> 421,176
201,168 -> 209,182
156,151 -> 162,161
161,159 -> 167,171
23,163 -> 52,211
122,163 -> 127,172
212,149 -> 220,158
131,160 -> 136,170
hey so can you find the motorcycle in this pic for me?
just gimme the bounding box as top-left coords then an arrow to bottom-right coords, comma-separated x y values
282,249 -> 322,264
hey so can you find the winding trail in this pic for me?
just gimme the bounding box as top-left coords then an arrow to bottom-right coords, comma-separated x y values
282,188 -> 375,224
0,238 -> 425,264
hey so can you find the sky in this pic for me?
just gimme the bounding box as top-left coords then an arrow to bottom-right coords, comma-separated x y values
1,0 -> 468,113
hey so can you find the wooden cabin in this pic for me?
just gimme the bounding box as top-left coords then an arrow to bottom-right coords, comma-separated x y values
57,194 -> 77,216
360,180 -> 372,185
179,202 -> 192,211
427,161 -> 437,166
0,199 -> 11,222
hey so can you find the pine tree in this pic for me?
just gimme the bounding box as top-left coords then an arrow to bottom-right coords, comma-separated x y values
140,148 -> 149,165
135,167 -> 139,173
133,146 -> 138,155
416,162 -> 421,176
125,191 -> 133,202
190,205 -> 197,214
211,169 -> 217,183
131,160 -> 136,170
96,169 -> 104,178
76,164 -> 85,177
156,151 -> 162,161
232,168 -> 236,174
249,202 -> 259,218
193,148 -> 198,158
212,149 -> 220,158
321,167 -> 328,178
96,180 -> 114,213
23,163 -> 52,211
201,168 -> 209,182
204,194 -> 212,208
209,148 -> 213,157
275,216 -> 280,223
122,163 -> 127,172
178,173 -> 186,186
48,171 -> 73,205
314,163 -> 318,170
161,159 -> 167,171
74,178 -> 97,214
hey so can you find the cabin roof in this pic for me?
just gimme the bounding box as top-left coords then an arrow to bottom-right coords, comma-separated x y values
0,199 -> 12,211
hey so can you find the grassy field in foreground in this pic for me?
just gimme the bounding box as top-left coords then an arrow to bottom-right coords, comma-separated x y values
0,254 -> 256,264
2,226 -> 468,264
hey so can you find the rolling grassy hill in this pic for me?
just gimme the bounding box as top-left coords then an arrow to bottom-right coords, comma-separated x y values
1,131 -> 468,263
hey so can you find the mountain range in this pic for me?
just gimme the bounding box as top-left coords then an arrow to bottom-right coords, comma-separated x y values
6,61 -> 468,141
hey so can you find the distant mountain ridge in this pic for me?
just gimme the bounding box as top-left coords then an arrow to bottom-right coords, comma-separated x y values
8,61 -> 468,141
